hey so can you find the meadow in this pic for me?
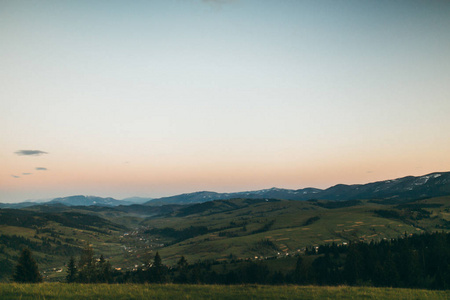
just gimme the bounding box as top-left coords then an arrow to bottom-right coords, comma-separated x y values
1,283 -> 449,300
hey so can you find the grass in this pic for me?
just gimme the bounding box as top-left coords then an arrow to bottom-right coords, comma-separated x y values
0,283 -> 449,300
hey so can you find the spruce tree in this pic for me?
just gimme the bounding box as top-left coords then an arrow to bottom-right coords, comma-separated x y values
13,248 -> 42,283
175,256 -> 189,283
97,254 -> 112,283
77,244 -> 95,283
149,252 -> 166,283
66,256 -> 77,283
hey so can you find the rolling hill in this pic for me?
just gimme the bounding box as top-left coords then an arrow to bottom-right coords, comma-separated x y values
137,195 -> 450,264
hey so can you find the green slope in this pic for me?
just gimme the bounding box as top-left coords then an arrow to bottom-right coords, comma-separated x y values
138,196 -> 450,264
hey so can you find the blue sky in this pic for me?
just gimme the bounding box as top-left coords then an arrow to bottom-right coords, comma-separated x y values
1,0 -> 450,202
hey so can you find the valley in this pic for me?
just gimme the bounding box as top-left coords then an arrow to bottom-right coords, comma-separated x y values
1,191 -> 450,282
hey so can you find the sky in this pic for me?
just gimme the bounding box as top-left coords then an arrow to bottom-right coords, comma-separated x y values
1,0 -> 450,203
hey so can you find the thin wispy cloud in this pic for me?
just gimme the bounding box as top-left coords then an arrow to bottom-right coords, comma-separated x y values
11,175 -> 20,178
36,167 -> 48,171
15,150 -> 48,156
22,173 -> 32,175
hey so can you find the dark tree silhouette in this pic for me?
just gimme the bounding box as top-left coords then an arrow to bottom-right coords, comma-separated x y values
147,252 -> 167,283
97,254 -> 112,283
67,246 -> 114,283
66,256 -> 77,283
77,244 -> 96,283
13,248 -> 42,283
174,256 -> 189,283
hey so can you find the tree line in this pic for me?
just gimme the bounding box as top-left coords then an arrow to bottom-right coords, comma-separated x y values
10,231 -> 450,289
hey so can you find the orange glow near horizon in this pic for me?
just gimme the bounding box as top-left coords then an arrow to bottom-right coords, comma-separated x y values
3,145 -> 449,202
2,1 -> 450,202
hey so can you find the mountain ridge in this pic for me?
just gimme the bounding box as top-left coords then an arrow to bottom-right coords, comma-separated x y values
1,171 -> 449,208
144,171 -> 450,205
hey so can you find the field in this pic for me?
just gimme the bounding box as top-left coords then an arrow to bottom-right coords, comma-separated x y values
1,283 -> 449,300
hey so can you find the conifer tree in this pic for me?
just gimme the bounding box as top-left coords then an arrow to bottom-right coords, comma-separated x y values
13,248 -> 42,283
66,256 -> 77,283
149,252 -> 166,283
97,254 -> 112,283
78,244 -> 95,283
175,256 -> 189,283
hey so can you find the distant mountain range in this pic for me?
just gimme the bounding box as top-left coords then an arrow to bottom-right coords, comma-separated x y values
143,171 -> 450,205
1,171 -> 449,208
0,196 -> 153,209
48,195 -> 129,206
144,188 -> 322,205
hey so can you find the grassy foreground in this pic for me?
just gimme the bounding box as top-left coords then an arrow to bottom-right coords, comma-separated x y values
0,284 -> 449,300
